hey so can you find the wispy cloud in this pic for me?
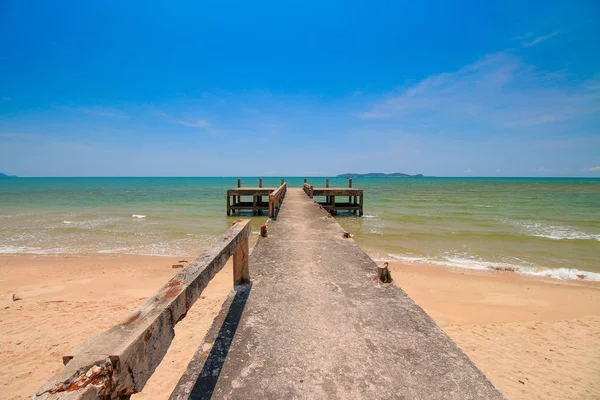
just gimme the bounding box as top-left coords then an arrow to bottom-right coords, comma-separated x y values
0,132 -> 92,152
354,112 -> 390,119
583,166 -> 600,172
464,169 -> 473,173
177,119 -> 210,128
157,112 -> 220,134
521,32 -> 558,48
80,106 -> 128,119
355,52 -> 600,130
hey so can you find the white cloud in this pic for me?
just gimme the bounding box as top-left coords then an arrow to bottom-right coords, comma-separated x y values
355,52 -> 599,129
496,168 -> 501,173
158,112 -> 220,135
80,107 -> 128,119
177,119 -> 210,128
584,166 -> 600,172
538,167 -> 549,172
464,169 -> 473,173
521,32 -> 558,48
354,112 -> 390,119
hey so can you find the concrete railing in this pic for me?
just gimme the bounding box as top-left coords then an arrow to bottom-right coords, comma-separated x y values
303,182 -> 313,198
268,182 -> 287,218
33,220 -> 252,400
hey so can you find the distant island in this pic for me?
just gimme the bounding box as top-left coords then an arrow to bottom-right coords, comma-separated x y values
336,172 -> 424,178
0,173 -> 18,178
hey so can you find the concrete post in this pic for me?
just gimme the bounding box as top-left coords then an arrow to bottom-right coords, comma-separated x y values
233,238 -> 250,285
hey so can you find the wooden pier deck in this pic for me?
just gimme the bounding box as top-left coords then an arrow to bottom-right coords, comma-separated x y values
35,186 -> 504,400
227,179 -> 286,217
171,189 -> 504,399
304,178 -> 363,215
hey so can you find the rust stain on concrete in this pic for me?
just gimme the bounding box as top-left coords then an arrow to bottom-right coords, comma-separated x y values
121,311 -> 141,326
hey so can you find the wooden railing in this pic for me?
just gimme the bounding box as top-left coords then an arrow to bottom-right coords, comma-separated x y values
303,182 -> 313,198
268,182 -> 287,218
33,220 -> 252,400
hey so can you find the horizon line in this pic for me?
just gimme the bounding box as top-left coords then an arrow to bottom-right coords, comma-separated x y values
2,175 -> 600,179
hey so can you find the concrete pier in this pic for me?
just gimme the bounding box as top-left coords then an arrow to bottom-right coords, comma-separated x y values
34,186 -> 504,400
171,189 -> 504,399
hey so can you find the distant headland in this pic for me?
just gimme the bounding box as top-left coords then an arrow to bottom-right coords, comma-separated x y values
336,172 -> 425,178
0,173 -> 18,178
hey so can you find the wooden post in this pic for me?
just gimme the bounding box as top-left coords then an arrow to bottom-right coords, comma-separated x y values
268,194 -> 274,218
259,178 -> 263,188
348,178 -> 353,203
281,178 -> 285,185
233,238 -> 250,284
227,194 -> 231,216
252,195 -> 257,216
377,262 -> 392,283
326,178 -> 330,188
359,193 -> 364,216
304,178 -> 307,184
331,195 -> 336,216
237,178 -> 241,188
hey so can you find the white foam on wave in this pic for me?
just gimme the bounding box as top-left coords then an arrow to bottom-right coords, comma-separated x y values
473,204 -> 494,208
132,214 -> 146,219
363,215 -> 377,219
385,253 -> 600,282
63,220 -> 74,224
503,219 -> 600,241
0,245 -> 71,255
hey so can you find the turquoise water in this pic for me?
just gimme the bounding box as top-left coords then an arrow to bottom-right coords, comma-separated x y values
1,177 -> 599,280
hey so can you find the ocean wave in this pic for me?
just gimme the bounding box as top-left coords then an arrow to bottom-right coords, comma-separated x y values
132,214 -> 146,219
0,245 -> 71,255
503,219 -> 600,241
383,253 -> 600,282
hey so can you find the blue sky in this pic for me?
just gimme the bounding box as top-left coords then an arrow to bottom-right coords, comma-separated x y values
0,1 -> 599,177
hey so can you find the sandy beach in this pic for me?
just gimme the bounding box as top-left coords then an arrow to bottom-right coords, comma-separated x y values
1,255 -> 599,400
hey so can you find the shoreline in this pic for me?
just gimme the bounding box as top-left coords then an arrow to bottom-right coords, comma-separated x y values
3,247 -> 600,283
1,254 -> 599,399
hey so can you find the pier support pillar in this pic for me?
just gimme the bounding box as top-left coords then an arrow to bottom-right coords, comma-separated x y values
359,194 -> 364,216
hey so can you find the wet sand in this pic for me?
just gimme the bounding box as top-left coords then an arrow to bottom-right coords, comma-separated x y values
1,255 -> 599,399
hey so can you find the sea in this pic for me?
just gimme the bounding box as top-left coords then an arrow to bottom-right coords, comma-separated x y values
1,177 -> 599,281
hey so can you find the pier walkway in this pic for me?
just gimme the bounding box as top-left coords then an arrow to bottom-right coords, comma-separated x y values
35,187 -> 504,400
171,189 -> 504,399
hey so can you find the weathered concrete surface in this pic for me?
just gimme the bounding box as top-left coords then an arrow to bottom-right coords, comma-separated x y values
33,220 -> 251,400
171,189 -> 505,400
